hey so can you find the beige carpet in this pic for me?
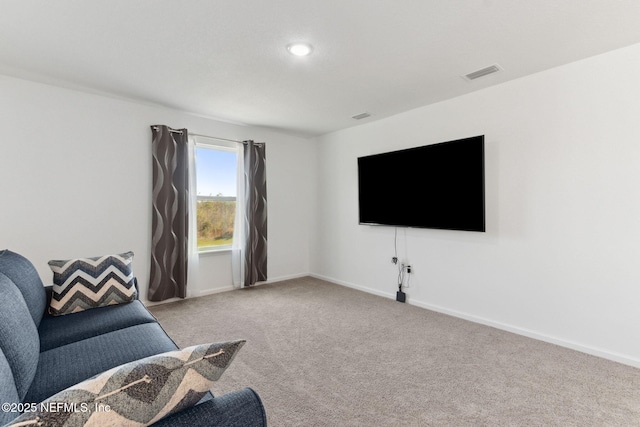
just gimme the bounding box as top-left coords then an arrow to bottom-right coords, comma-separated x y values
149,276 -> 640,426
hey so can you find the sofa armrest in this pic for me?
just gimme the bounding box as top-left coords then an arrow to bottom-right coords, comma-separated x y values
151,388 -> 267,427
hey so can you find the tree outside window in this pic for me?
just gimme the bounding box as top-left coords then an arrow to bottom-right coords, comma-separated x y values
196,145 -> 237,251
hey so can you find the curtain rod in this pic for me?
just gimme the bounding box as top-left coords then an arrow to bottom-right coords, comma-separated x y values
152,126 -> 243,143
190,133 -> 243,144
151,126 -> 263,145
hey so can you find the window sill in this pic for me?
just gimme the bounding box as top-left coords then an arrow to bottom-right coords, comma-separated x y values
198,247 -> 232,255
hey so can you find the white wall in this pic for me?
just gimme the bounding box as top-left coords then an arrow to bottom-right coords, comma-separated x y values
311,43 -> 640,366
0,75 -> 315,302
3,43 -> 640,367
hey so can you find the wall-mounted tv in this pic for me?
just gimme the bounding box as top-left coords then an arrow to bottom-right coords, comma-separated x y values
357,135 -> 485,232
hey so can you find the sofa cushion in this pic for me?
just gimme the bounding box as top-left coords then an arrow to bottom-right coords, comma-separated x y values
8,341 -> 245,427
25,323 -> 178,404
0,272 -> 40,401
0,249 -> 47,328
39,299 -> 158,352
48,251 -> 138,316
0,348 -> 20,426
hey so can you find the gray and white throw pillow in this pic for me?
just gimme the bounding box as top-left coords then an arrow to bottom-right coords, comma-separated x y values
6,340 -> 245,426
48,252 -> 137,316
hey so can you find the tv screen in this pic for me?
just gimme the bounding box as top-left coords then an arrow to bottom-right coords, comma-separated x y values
357,135 -> 485,232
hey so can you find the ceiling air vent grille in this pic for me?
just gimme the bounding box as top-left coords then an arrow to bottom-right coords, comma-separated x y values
352,112 -> 371,120
463,64 -> 502,81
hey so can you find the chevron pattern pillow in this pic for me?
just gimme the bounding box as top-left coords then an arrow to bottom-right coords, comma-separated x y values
5,340 -> 245,427
48,252 -> 137,316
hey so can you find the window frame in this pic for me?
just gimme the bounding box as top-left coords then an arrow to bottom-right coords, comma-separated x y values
194,139 -> 238,254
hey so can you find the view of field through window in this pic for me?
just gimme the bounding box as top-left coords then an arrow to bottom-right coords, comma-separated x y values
196,146 -> 237,251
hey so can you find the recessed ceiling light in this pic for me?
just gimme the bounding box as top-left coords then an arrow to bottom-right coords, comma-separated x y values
287,43 -> 313,56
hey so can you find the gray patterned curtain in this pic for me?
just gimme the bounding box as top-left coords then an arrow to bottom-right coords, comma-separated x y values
148,125 -> 189,301
242,140 -> 267,286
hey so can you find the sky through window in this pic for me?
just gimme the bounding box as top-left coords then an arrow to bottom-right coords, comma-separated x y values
196,147 -> 237,197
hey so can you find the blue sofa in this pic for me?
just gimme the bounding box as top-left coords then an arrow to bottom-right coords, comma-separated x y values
0,249 -> 266,426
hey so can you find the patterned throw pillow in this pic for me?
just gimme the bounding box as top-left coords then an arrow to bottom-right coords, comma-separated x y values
48,252 -> 137,316
6,340 -> 245,427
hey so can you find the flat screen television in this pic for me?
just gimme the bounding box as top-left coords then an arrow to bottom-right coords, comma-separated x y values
357,135 -> 485,232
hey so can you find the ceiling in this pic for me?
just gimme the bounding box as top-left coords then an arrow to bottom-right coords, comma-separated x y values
2,1 -> 640,138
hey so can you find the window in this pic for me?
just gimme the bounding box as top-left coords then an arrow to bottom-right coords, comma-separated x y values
195,143 -> 237,252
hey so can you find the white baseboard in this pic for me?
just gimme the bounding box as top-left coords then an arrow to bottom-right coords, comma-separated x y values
310,273 -> 396,299
144,286 -> 235,306
190,272 -> 310,297
310,273 -> 640,369
196,286 -> 235,297
264,272 -> 310,284
144,297 -> 183,307
147,272 -> 311,305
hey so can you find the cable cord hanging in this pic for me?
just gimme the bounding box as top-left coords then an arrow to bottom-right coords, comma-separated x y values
393,227 -> 398,262
393,228 -> 402,290
393,227 -> 411,290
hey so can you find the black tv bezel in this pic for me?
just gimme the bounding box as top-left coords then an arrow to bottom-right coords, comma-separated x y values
357,135 -> 486,232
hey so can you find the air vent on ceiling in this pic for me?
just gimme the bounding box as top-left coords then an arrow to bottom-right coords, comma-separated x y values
463,64 -> 502,81
352,112 -> 371,120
